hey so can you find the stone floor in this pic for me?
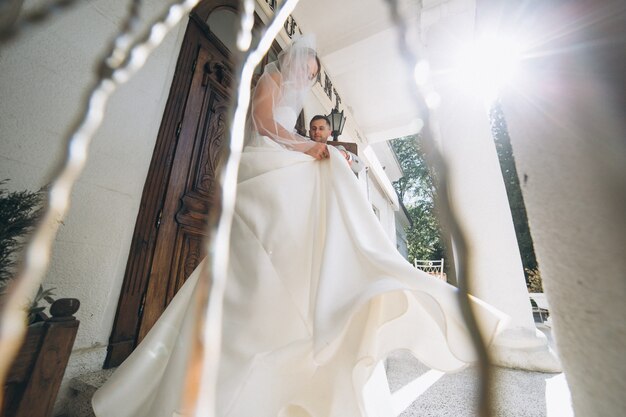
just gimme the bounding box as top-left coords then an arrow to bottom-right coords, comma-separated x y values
386,350 -> 572,417
385,324 -> 574,417
63,324 -> 572,417
59,368 -> 115,417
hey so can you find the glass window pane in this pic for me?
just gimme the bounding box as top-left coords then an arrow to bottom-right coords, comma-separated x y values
206,8 -> 237,52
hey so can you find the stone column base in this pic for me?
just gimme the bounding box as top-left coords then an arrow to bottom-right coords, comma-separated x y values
491,328 -> 562,373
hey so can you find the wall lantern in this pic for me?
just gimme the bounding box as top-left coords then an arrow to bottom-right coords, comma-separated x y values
327,106 -> 346,141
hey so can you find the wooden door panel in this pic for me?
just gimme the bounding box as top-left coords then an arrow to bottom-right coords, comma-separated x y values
138,39 -> 232,341
166,227 -> 205,304
103,19 -> 209,367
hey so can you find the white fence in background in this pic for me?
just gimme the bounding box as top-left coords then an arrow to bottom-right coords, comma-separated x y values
414,259 -> 446,281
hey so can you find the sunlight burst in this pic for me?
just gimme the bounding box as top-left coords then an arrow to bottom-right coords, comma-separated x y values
456,34 -> 525,103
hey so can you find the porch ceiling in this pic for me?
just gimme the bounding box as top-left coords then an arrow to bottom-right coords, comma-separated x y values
292,0 -> 424,143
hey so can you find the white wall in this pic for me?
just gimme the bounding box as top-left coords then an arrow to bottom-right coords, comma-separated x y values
365,170 -> 397,244
395,216 -> 409,259
0,0 -> 188,409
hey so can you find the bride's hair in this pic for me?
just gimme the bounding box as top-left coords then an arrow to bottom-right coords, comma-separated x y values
280,47 -> 320,78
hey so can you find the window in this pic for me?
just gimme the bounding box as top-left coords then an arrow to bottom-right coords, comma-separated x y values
206,8 -> 238,52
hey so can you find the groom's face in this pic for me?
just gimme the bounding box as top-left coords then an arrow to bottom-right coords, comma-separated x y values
310,119 -> 331,143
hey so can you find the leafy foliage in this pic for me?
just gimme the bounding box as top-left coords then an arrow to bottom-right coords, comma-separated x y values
391,135 -> 436,204
0,180 -> 45,290
490,102 -> 540,288
28,285 -> 57,324
0,181 -> 57,324
390,135 -> 444,263
525,268 -> 543,293
405,204 -> 445,262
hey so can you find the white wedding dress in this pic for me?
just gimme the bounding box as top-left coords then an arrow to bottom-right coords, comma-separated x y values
92,107 -> 506,417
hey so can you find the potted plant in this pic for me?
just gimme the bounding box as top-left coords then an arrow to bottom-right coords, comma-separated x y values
0,180 -> 81,417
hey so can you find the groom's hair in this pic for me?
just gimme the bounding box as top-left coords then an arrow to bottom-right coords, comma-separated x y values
310,115 -> 331,127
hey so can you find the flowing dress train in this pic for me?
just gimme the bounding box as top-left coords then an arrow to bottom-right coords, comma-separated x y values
92,128 -> 507,417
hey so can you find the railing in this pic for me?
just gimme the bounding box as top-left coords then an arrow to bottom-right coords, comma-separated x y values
414,259 -> 446,281
2,298 -> 80,417
530,294 -> 550,324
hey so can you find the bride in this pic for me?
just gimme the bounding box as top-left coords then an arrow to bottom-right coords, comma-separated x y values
92,34 -> 505,417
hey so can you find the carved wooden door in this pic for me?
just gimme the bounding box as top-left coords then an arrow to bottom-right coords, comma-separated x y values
104,13 -> 233,367
105,0 -> 291,368
137,39 -> 231,340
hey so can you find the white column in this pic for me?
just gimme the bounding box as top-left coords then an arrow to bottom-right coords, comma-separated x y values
495,1 -> 626,414
421,3 -> 560,372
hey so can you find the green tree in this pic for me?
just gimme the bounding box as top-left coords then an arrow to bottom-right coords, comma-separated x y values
489,102 -> 539,287
391,135 -> 435,204
390,135 -> 444,263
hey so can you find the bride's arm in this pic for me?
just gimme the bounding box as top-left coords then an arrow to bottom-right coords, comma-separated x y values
251,73 -> 327,159
251,73 -> 298,141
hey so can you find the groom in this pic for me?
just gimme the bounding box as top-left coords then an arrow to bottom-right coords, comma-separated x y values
309,115 -> 364,174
